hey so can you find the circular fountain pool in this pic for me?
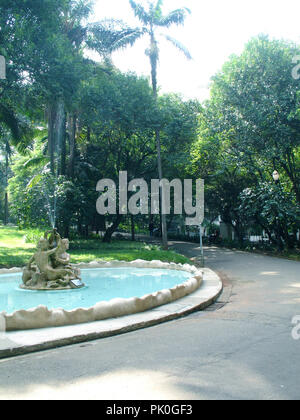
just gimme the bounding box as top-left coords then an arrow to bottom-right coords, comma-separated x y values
0,268 -> 193,313
0,261 -> 203,331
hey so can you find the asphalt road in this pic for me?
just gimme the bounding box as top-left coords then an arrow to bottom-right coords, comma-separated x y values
0,243 -> 299,400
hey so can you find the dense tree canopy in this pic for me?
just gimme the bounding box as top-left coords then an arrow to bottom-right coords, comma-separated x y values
188,36 -> 300,249
0,1 -> 299,251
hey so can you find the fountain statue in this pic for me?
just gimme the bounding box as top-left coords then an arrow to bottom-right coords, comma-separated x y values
21,229 -> 84,290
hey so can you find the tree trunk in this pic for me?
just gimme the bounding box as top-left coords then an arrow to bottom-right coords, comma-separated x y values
68,113 -> 77,179
94,214 -> 106,235
48,102 -> 57,175
156,129 -> 168,249
275,232 -> 284,251
149,35 -> 168,250
48,98 -> 66,176
167,213 -> 174,230
4,192 -> 8,225
60,110 -> 67,176
131,215 -> 135,241
231,220 -> 245,247
103,214 -> 123,243
54,98 -> 65,174
77,218 -> 83,236
4,148 -> 9,225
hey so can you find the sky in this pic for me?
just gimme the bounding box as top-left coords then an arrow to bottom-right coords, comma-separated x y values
88,0 -> 300,101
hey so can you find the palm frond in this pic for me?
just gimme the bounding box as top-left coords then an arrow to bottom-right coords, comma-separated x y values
0,104 -> 22,141
70,0 -> 92,21
26,163 -> 51,189
0,104 -> 33,152
87,20 -> 145,57
107,28 -> 145,52
129,0 -> 151,25
157,8 -> 191,27
163,34 -> 192,60
23,156 -> 49,170
26,173 -> 43,190
155,0 -> 164,13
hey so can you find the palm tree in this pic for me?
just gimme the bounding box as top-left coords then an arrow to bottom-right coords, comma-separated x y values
128,0 -> 191,249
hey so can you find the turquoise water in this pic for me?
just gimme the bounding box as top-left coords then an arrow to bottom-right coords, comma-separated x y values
0,268 -> 192,314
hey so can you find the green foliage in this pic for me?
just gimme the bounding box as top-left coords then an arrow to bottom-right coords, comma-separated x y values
23,228 -> 44,244
0,226 -> 191,268
158,94 -> 201,177
0,0 -> 196,244
239,182 -> 300,248
209,35 -> 300,201
2,1 -> 298,255
188,36 -> 300,250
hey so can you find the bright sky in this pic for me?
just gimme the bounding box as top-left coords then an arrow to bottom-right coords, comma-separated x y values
88,0 -> 300,101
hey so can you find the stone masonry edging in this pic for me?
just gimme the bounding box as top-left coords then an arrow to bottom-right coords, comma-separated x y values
1,260 -> 203,331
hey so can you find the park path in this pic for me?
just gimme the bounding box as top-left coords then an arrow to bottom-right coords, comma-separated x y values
171,241 -> 300,319
0,242 -> 299,400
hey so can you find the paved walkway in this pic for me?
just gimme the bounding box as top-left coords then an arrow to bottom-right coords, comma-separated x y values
171,242 -> 300,319
0,242 -> 299,400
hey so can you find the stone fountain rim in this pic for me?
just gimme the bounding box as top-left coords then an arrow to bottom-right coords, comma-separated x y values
0,259 -> 204,331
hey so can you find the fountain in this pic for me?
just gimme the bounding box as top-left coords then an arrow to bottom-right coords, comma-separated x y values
21,229 -> 84,290
0,172 -> 206,330
1,152 -> 206,330
0,259 -> 204,331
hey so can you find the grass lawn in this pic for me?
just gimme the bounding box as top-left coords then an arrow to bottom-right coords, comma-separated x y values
0,226 -> 191,268
0,226 -> 37,268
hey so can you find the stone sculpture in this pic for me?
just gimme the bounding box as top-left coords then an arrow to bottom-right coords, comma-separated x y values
21,230 -> 84,290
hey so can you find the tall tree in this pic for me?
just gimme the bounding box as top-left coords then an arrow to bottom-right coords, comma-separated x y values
79,70 -> 159,242
188,35 -> 300,249
209,36 -> 300,203
128,0 -> 191,249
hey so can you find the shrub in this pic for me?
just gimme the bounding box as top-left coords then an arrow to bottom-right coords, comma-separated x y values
23,228 -> 44,244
